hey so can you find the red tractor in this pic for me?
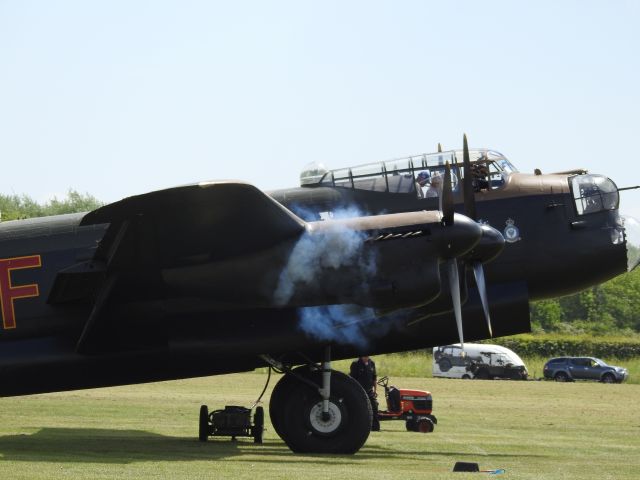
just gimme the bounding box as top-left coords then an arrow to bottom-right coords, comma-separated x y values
376,376 -> 437,433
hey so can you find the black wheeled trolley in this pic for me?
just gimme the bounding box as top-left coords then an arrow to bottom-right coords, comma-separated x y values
199,405 -> 264,443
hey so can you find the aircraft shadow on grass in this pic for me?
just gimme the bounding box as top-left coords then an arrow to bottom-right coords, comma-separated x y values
0,428 -> 546,464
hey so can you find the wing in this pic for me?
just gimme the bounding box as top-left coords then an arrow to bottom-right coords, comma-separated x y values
49,181 -> 306,304
49,181 -> 306,354
81,180 -> 306,265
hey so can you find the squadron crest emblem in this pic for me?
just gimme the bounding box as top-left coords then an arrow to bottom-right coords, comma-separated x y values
503,218 -> 521,243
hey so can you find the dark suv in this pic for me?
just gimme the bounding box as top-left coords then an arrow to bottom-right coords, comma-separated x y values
543,357 -> 628,383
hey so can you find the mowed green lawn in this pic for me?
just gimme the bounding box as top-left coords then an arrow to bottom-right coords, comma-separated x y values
0,369 -> 638,480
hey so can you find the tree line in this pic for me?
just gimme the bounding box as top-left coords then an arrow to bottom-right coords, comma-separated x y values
0,190 -> 102,221
1,190 -> 638,336
531,263 -> 640,336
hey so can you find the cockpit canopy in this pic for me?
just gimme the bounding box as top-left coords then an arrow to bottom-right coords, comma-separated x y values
570,174 -> 619,215
299,149 -> 517,196
300,162 -> 330,186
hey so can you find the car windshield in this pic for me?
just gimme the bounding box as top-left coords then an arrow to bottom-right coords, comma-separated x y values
592,358 -> 607,367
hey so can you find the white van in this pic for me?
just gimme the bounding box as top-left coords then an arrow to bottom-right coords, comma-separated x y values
432,343 -> 528,380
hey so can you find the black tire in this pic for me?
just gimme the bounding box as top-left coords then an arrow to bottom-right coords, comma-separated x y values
461,374 -> 471,380
198,405 -> 209,442
252,406 -> 264,444
269,373 -> 298,440
405,419 -> 416,431
278,369 -> 372,454
438,358 -> 452,372
418,418 -> 434,433
554,372 -> 569,382
601,373 -> 616,384
475,369 -> 490,380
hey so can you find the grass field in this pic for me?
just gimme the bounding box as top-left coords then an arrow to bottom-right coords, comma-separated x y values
0,362 -> 638,480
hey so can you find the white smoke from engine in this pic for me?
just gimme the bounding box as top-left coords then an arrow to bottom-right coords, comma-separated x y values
273,207 -> 376,306
274,206 -> 394,347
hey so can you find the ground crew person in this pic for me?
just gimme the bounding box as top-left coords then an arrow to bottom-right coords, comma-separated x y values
349,356 -> 380,431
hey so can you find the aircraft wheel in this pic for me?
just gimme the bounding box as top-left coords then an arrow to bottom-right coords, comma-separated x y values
252,406 -> 264,444
278,368 -> 372,454
198,405 -> 209,442
269,373 -> 298,439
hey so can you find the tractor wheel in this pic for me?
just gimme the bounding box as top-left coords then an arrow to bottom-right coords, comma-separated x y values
252,406 -> 264,444
601,373 -> 616,384
277,369 -> 372,454
198,405 -> 209,442
554,372 -> 569,382
418,418 -> 434,433
405,419 -> 416,431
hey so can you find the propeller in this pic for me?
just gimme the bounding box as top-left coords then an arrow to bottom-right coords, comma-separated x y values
426,141 -> 504,348
442,162 -> 454,226
440,135 -> 504,347
472,261 -> 492,337
460,133 -> 501,338
462,134 -> 477,221
441,161 -> 465,347
447,258 -> 464,346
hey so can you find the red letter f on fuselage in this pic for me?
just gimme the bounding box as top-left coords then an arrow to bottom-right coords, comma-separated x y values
0,255 -> 41,330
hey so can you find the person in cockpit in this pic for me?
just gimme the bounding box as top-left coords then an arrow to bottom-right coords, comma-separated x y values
472,164 -> 490,192
426,172 -> 443,198
416,171 -> 430,198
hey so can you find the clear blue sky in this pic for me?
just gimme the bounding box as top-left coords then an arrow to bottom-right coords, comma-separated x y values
1,1 -> 639,218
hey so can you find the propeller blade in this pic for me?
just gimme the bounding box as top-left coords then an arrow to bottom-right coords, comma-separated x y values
447,259 -> 464,348
442,162 -> 454,226
462,134 -> 477,221
472,261 -> 493,337
437,143 -> 442,153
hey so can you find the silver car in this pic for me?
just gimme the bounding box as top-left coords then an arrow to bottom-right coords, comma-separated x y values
543,357 -> 628,383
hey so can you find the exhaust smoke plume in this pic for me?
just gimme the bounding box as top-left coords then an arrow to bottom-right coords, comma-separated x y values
274,207 -> 376,306
275,207 -> 389,347
297,305 -> 407,349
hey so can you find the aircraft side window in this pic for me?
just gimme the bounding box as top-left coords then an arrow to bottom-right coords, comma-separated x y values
488,163 -> 505,189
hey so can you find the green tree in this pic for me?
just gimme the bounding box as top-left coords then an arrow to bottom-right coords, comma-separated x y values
0,190 -> 102,221
530,299 -> 563,332
531,268 -> 640,334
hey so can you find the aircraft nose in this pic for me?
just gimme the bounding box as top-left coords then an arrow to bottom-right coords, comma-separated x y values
620,214 -> 640,271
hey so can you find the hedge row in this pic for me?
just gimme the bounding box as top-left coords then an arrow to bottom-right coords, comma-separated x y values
482,335 -> 640,359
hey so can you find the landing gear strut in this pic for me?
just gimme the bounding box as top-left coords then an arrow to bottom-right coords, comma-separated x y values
264,348 -> 372,454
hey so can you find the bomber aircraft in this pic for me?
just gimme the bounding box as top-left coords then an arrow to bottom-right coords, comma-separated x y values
0,136 -> 636,454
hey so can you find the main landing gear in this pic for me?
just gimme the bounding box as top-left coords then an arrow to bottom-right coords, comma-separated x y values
263,348 -> 373,454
